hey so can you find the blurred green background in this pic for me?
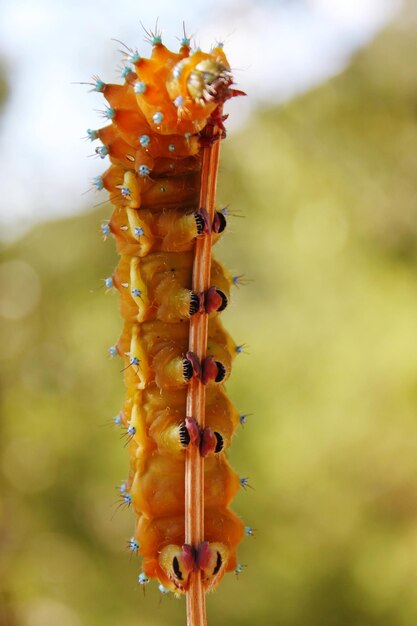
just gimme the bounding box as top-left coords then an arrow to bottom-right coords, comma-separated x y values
1,5 -> 417,626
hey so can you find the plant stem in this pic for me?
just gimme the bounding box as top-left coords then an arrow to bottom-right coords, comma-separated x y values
185,116 -> 222,626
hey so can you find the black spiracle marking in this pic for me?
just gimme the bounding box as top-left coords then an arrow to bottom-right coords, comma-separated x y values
194,212 -> 205,235
189,292 -> 200,316
213,551 -> 222,576
215,361 -> 226,383
179,423 -> 191,447
183,358 -> 193,381
216,289 -> 228,312
173,556 -> 183,580
214,432 -> 224,453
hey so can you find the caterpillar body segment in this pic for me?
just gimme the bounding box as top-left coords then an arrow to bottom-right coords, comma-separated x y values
112,252 -> 231,323
117,317 -> 237,391
91,37 -> 245,595
130,453 -> 240,520
122,384 -> 240,456
136,508 -> 244,594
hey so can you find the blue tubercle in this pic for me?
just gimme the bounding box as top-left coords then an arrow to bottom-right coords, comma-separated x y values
134,81 -> 146,94
168,144 -> 175,152
101,222 -> 110,237
184,132 -> 191,140
129,51 -> 141,64
153,112 -> 164,124
239,414 -> 248,426
129,537 -> 140,552
173,65 -> 182,79
139,134 -> 150,148
130,356 -> 140,366
86,128 -> 98,141
121,186 -> 131,197
159,584 -> 169,594
94,79 -> 105,92
245,526 -> 254,537
121,66 -> 131,79
119,482 -> 127,494
134,227 -> 144,237
138,573 -> 149,585
180,36 -> 191,47
114,414 -> 122,426
240,477 -> 251,489
127,425 -> 136,437
174,95 -> 184,108
123,493 -> 132,506
232,275 -> 251,287
235,563 -> 245,575
151,35 -> 162,45
131,288 -> 142,297
93,176 -> 104,191
235,344 -> 244,354
138,164 -> 150,177
104,276 -> 113,289
108,345 -> 118,358
102,106 -> 115,120
96,145 -> 108,159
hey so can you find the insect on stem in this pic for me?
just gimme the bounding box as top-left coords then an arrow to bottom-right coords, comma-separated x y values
185,110 -> 223,626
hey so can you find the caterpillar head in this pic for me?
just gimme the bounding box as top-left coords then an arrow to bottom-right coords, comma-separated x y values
186,59 -> 232,103
167,50 -> 234,108
158,541 -> 230,593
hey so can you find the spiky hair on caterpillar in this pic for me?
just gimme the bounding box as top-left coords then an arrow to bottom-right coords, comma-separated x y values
86,24 -> 249,602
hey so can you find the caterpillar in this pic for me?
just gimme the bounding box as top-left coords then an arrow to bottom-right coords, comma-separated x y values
87,25 -> 247,623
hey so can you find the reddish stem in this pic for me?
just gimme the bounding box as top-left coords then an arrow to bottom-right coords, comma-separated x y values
185,113 -> 223,626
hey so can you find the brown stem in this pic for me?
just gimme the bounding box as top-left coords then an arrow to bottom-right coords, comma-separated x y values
185,114 -> 223,626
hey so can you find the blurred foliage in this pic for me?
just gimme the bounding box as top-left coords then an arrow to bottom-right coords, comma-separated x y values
1,13 -> 417,626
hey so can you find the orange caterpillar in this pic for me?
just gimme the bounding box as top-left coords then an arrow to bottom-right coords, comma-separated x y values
88,28 -> 248,598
